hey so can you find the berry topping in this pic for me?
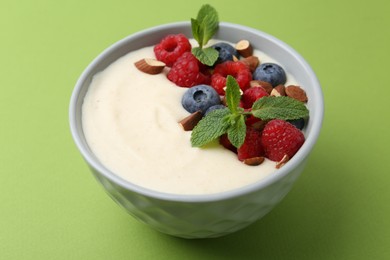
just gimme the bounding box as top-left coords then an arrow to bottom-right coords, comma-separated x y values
241,86 -> 269,109
167,52 -> 211,87
261,119 -> 305,161
245,116 -> 266,130
237,128 -> 265,161
181,84 -> 221,114
154,34 -> 192,67
253,63 -> 287,87
211,42 -> 240,64
211,61 -> 252,95
219,134 -> 237,153
204,104 -> 226,116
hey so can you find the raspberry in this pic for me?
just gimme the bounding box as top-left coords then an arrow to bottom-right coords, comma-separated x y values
261,119 -> 305,161
219,134 -> 237,153
241,86 -> 269,109
211,61 -> 252,95
167,52 -> 211,87
154,34 -> 191,67
237,128 -> 265,161
245,115 -> 266,130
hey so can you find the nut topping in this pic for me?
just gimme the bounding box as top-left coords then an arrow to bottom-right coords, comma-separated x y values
285,85 -> 308,102
271,84 -> 286,97
276,154 -> 290,169
179,111 -> 203,131
243,156 -> 265,166
134,58 -> 166,75
250,80 -> 273,94
235,40 -> 253,57
241,56 -> 260,72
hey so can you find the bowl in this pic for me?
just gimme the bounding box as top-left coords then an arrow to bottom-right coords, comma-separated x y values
69,21 -> 324,239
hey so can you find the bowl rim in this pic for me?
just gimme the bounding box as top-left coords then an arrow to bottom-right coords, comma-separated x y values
69,21 -> 324,203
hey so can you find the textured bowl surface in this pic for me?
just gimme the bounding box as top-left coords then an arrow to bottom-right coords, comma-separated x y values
69,22 -> 324,238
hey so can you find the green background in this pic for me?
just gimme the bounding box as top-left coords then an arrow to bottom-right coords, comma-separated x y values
1,0 -> 389,259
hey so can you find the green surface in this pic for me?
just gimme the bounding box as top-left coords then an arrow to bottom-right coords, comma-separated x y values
1,0 -> 389,259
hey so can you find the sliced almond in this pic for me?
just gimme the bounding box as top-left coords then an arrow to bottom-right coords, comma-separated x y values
134,58 -> 165,75
243,156 -> 265,166
249,80 -> 261,88
235,40 -> 253,57
276,154 -> 290,169
178,111 -> 203,131
270,84 -> 286,97
221,96 -> 227,106
241,56 -> 259,72
285,85 -> 308,102
250,80 -> 273,94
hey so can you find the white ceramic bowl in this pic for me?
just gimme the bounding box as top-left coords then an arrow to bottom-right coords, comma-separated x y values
69,22 -> 324,239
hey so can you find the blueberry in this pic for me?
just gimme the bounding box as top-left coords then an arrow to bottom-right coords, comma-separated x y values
211,42 -> 239,64
287,118 -> 305,130
253,63 -> 287,87
182,85 -> 221,114
204,104 -> 227,116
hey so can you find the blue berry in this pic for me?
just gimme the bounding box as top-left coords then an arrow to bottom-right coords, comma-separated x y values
182,85 -> 221,114
204,104 -> 226,116
287,118 -> 305,130
253,63 -> 286,87
211,42 -> 239,64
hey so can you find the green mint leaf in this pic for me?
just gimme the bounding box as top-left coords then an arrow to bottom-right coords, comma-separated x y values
196,4 -> 219,46
191,47 -> 218,66
227,114 -> 246,148
199,14 -> 219,46
196,4 -> 216,24
191,4 -> 219,50
225,75 -> 242,114
191,18 -> 201,44
191,108 -> 230,147
251,96 -> 309,121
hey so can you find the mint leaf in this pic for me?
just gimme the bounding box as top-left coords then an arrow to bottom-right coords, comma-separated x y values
252,96 -> 309,120
191,47 -> 218,66
196,4 -> 219,46
225,75 -> 241,114
191,18 -> 201,44
196,4 -> 216,24
191,108 -> 230,147
227,114 -> 246,148
190,77 -> 246,148
191,4 -> 219,65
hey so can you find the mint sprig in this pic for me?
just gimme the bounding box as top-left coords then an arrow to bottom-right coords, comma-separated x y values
191,47 -> 219,66
227,114 -> 246,148
190,108 -> 230,147
191,4 -> 219,66
191,76 -> 309,148
252,96 -> 309,121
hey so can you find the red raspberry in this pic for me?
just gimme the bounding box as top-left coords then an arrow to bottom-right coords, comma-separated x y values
167,52 -> 211,87
237,128 -> 265,161
219,134 -> 237,153
241,86 -> 269,109
261,119 -> 305,161
245,115 -> 266,130
154,34 -> 191,67
211,61 -> 252,95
